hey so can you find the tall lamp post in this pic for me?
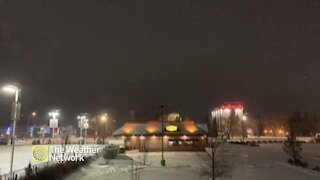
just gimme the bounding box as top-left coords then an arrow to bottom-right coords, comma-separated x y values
49,110 -> 60,144
101,113 -> 108,144
78,113 -> 89,145
27,111 -> 37,141
241,115 -> 247,142
160,105 -> 166,166
2,85 -> 21,177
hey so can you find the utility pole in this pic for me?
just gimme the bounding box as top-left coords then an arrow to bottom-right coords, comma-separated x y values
160,105 -> 166,166
3,84 -> 21,178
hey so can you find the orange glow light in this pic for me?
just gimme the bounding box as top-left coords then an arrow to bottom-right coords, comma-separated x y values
185,125 -> 198,133
264,129 -> 268,134
123,124 -> 134,134
146,125 -> 158,133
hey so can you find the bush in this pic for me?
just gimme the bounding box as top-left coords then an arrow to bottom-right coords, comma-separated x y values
119,147 -> 125,153
24,157 -> 92,180
97,138 -> 103,144
287,158 -> 308,167
312,166 -> 320,172
102,146 -> 119,159
32,140 -> 41,145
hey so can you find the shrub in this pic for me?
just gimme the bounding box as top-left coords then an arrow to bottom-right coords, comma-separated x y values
312,166 -> 320,172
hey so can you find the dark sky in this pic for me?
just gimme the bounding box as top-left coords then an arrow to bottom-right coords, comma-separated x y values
1,0 -> 320,125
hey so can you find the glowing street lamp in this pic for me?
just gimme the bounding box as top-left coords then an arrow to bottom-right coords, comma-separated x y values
241,115 -> 247,142
242,115 -> 247,121
2,84 -> 20,177
27,111 -> 37,141
100,113 -> 108,144
49,110 -> 60,144
77,113 -> 89,145
101,113 -> 108,122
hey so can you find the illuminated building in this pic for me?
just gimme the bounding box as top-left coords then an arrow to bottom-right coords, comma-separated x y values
211,102 -> 245,139
112,119 -> 208,151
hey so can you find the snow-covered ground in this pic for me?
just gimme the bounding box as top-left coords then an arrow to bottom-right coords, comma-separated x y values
225,143 -> 320,180
1,143 -> 320,179
65,151 -> 212,180
66,143 -> 320,180
0,145 -> 34,175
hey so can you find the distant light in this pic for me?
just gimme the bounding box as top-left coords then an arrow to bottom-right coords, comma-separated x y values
224,108 -> 231,112
6,127 -> 11,136
32,112 -> 37,116
269,130 -> 273,133
49,111 -> 60,118
242,116 -> 247,121
101,113 -> 108,122
264,129 -> 268,134
28,127 -> 34,132
2,85 -> 19,94
140,135 -> 145,140
182,135 -> 187,139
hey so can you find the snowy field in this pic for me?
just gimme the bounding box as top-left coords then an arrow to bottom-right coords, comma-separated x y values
1,143 -> 320,179
65,151 -> 212,180
66,143 -> 320,180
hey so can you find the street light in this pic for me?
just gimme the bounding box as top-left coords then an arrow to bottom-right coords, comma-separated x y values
100,113 -> 108,144
27,111 -> 37,141
2,84 -> 20,178
49,110 -> 60,144
101,113 -> 108,122
241,115 -> 247,142
242,115 -> 247,121
77,113 -> 89,145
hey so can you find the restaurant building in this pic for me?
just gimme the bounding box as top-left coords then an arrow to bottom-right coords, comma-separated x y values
112,117 -> 208,152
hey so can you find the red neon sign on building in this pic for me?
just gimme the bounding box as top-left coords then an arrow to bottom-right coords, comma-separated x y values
215,102 -> 245,110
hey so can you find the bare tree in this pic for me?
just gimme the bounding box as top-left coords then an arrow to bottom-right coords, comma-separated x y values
209,117 -> 224,180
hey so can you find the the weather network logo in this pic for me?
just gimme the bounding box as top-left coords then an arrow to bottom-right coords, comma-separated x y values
32,145 -> 49,162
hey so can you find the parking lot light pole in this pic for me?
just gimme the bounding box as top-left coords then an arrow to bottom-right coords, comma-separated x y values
242,115 -> 247,142
100,113 -> 108,144
3,85 -> 20,177
49,110 -> 60,144
160,105 -> 166,166
78,113 -> 89,145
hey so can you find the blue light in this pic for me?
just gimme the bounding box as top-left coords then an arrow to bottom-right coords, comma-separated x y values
28,127 -> 34,133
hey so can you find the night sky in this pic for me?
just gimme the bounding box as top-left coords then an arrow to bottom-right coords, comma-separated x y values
1,0 -> 320,125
